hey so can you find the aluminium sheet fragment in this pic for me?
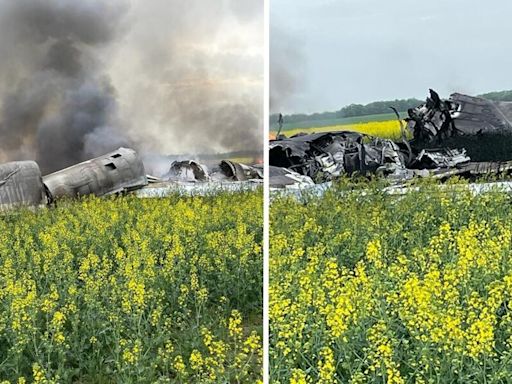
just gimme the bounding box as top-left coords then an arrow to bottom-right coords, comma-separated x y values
43,147 -> 148,199
0,161 -> 47,211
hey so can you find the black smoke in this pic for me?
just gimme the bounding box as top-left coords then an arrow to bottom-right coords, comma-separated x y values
0,0 -> 263,173
0,0 -> 131,173
108,0 -> 263,162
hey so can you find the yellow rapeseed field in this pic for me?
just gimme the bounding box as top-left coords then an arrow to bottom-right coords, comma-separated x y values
278,120 -> 405,140
270,180 -> 512,383
0,191 -> 262,383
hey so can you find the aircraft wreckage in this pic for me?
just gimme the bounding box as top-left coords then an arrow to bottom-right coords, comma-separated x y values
0,147 -> 262,211
270,89 -> 512,188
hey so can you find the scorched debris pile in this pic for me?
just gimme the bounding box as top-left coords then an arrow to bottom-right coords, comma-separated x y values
0,148 -> 263,211
163,160 -> 262,183
270,89 -> 512,188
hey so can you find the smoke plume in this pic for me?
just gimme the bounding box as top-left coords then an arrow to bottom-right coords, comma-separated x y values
270,26 -> 305,114
0,0 -> 263,174
0,0 -> 130,173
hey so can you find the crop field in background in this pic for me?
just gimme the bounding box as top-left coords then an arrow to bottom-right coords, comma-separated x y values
270,112 -> 406,133
0,191 -> 262,383
288,120 -> 404,140
270,180 -> 512,383
271,119 -> 405,141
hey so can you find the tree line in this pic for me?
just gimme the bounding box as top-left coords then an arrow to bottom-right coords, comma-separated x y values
270,90 -> 512,125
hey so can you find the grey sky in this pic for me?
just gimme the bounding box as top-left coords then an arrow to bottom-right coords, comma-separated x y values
270,0 -> 512,114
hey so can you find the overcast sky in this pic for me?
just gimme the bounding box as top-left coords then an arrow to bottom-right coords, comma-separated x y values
270,0 -> 512,114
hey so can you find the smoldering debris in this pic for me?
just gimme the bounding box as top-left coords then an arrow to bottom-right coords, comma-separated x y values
216,160 -> 263,181
136,158 -> 263,198
0,147 -> 148,211
270,89 -> 512,189
0,0 -> 263,174
0,149 -> 262,211
163,159 -> 263,183
164,160 -> 209,183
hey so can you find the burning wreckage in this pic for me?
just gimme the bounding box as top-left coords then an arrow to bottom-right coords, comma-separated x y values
270,89 -> 512,188
137,159 -> 262,198
0,148 -> 149,211
0,148 -> 262,211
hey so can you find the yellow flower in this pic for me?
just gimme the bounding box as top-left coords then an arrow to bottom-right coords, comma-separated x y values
32,363 -> 45,383
317,347 -> 335,384
51,311 -> 65,328
189,349 -> 203,371
229,310 -> 243,338
173,355 -> 186,374
54,332 -> 65,344
290,368 -> 308,384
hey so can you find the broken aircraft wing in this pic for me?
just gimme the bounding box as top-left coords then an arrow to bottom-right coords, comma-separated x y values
0,161 -> 47,211
408,89 -> 512,142
43,147 -> 148,199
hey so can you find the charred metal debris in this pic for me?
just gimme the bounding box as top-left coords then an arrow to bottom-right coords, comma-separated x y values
1,148 -> 262,211
0,147 -> 148,211
162,159 -> 262,183
270,89 -> 512,188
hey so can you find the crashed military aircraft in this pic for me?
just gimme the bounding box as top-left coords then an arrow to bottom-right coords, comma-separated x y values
163,159 -> 262,183
270,89 -> 512,188
43,147 -> 147,199
0,147 -> 148,211
1,145 -> 263,210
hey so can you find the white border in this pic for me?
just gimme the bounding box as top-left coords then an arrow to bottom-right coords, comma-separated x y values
263,0 -> 269,380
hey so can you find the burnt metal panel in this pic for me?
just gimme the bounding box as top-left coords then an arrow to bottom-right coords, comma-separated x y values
43,147 -> 148,199
450,93 -> 512,135
407,89 -> 512,143
164,160 -> 209,182
218,160 -> 262,181
0,161 -> 46,211
269,165 -> 315,188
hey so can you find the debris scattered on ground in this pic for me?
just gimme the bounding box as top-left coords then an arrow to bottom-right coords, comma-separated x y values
270,90 -> 512,189
1,147 -> 263,211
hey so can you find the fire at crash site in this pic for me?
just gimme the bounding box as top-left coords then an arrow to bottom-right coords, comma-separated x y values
0,1 -> 264,383
0,0 -> 263,211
